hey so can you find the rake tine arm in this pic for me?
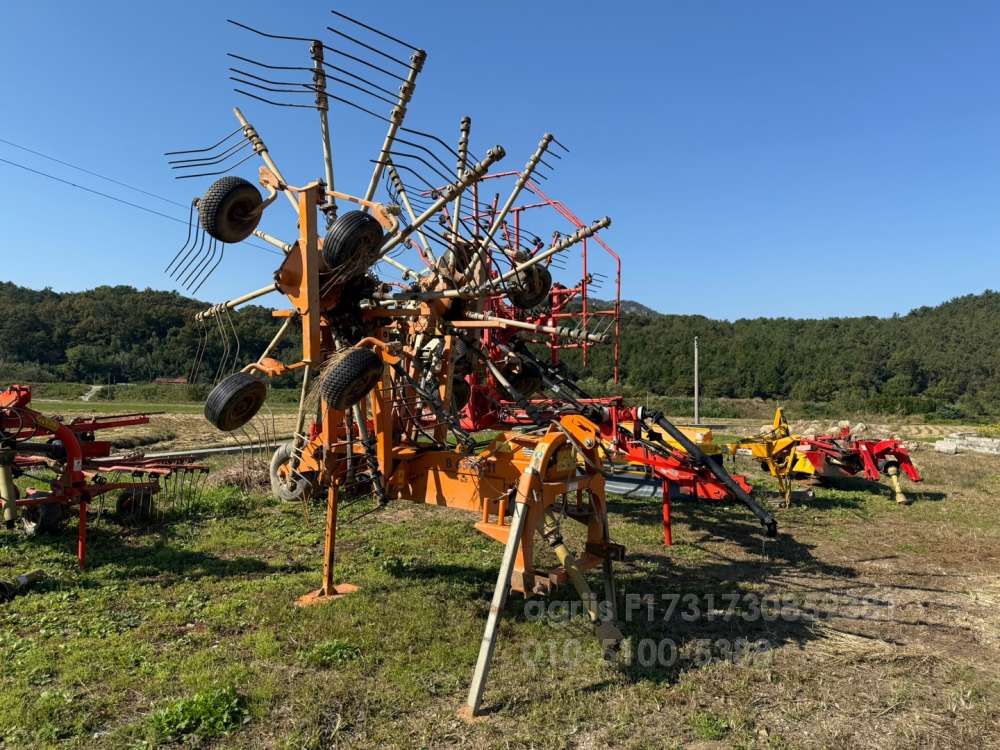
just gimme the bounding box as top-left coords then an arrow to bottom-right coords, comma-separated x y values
452,313 -> 609,344
384,157 -> 434,261
195,284 -> 279,321
452,116 -> 471,233
232,107 -> 298,212
481,133 -> 553,253
378,146 -> 506,258
473,216 -> 610,294
362,48 -> 427,205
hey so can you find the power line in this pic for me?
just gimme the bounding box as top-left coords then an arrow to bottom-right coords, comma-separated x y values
0,136 -> 189,209
0,156 -> 282,256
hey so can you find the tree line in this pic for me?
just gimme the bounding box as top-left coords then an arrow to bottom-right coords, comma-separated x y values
1,281 -> 997,416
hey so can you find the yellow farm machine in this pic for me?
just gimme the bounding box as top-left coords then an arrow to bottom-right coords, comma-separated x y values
725,408 -> 922,505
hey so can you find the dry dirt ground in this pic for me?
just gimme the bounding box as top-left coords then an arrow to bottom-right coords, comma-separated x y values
0,415 -> 998,748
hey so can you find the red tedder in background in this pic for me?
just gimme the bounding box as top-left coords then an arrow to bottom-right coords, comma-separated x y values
798,424 -> 922,505
0,385 -> 208,567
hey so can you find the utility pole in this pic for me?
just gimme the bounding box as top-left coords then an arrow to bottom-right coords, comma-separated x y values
693,336 -> 700,425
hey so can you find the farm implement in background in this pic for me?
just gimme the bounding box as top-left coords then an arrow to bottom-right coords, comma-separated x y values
725,408 -> 922,505
799,424 -> 922,505
0,385 -> 209,568
160,8 -> 780,717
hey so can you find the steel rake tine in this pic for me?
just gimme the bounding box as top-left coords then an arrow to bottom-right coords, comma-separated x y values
168,138 -> 249,167
213,312 -> 232,384
183,237 -> 217,289
165,127 -> 243,156
170,221 -> 205,281
164,200 -> 197,274
174,151 -> 258,180
187,319 -> 208,384
190,243 -> 225,295
325,25 -> 411,68
223,305 -> 241,376
173,225 -> 209,281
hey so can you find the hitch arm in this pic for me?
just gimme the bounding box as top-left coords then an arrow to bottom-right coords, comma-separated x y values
640,409 -> 777,538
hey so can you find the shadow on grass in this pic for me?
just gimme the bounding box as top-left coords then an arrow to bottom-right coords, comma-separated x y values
807,476 -> 946,504
22,521 -> 289,581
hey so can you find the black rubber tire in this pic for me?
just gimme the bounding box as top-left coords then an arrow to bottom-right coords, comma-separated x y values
320,347 -> 383,411
198,176 -> 263,243
322,210 -> 384,275
23,500 -> 64,536
204,372 -> 267,432
452,378 -> 471,411
269,443 -> 310,502
115,488 -> 155,522
506,265 -> 552,309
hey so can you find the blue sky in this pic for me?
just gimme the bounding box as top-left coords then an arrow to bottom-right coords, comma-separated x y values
1,1 -> 998,319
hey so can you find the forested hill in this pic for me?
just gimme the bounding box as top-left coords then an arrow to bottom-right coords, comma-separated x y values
1,281 -> 998,415
572,291 -> 1000,416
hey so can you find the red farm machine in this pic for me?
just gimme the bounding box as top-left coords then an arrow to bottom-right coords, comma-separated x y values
799,425 -> 922,504
0,385 -> 208,567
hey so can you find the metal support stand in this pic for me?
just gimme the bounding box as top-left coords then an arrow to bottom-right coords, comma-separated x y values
661,481 -> 672,546
0,455 -> 17,529
599,500 -> 619,623
461,498 -> 529,719
297,484 -> 358,606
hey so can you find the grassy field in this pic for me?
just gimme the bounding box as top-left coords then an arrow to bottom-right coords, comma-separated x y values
1,422 -> 999,748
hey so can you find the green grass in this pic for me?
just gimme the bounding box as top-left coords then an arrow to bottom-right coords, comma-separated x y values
689,709 -> 729,740
1,446 -> 998,748
149,686 -> 249,742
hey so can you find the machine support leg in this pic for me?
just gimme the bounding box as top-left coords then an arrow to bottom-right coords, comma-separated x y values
462,499 -> 529,718
77,501 -> 87,570
297,484 -> 358,606
887,464 -> 909,505
0,462 -> 17,529
600,503 -> 618,624
321,485 -> 337,593
661,481 -> 672,546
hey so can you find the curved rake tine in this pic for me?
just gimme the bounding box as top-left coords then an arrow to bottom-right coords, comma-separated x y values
164,201 -> 197,274
183,237 -> 217,289
329,9 -> 420,52
212,312 -> 231,385
188,319 -> 209,384
325,25 -> 410,68
169,221 -> 205,281
190,244 -> 225,296
173,227 -> 209,281
174,151 -> 258,180
165,127 -> 243,156
228,19 -> 408,83
169,138 -> 250,167
223,305 -> 241,377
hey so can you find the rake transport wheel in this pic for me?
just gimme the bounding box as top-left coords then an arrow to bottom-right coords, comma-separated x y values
199,176 -> 263,243
506,263 -> 552,309
320,347 -> 383,411
115,488 -> 155,522
204,372 -> 267,431
269,442 -> 311,502
322,210 -> 384,276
